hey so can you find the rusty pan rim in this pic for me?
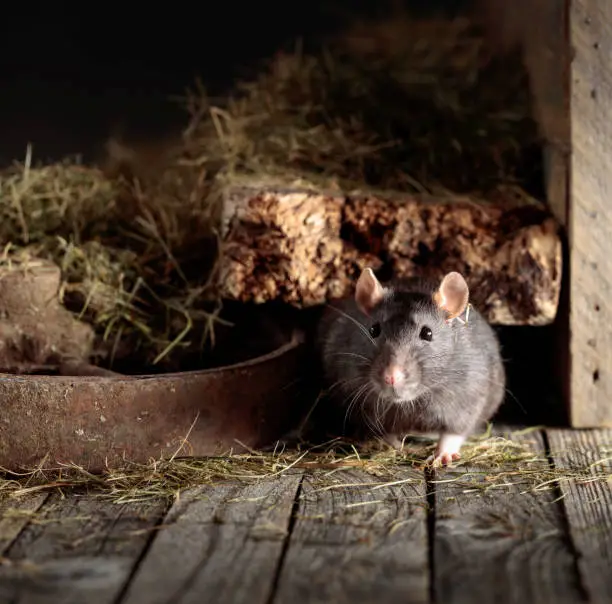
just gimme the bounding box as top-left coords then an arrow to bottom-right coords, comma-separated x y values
0,329 -> 306,384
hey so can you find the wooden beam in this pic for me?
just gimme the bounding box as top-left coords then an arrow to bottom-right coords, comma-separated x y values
479,0 -> 612,427
567,0 -> 612,426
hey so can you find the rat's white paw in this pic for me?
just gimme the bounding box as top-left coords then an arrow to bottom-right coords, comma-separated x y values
426,451 -> 461,467
426,433 -> 465,468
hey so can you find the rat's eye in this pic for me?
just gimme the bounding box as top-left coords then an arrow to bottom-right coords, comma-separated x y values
369,323 -> 381,338
420,326 -> 433,342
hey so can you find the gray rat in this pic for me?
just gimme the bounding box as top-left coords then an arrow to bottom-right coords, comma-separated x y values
315,267 -> 506,466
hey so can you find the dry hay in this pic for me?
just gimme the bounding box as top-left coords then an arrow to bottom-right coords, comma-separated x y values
0,12 -> 541,372
0,428 -> 608,507
0,150 -> 225,372
178,14 -> 539,198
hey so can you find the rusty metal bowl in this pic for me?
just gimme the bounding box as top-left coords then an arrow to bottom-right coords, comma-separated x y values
0,330 -> 309,472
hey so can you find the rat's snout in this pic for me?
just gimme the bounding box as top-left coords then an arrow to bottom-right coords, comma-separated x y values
383,365 -> 405,386
375,351 -> 422,402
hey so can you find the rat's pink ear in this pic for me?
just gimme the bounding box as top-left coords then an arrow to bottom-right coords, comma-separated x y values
433,272 -> 469,319
355,268 -> 385,315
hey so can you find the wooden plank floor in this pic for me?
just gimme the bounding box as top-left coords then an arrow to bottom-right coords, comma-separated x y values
0,428 -> 609,604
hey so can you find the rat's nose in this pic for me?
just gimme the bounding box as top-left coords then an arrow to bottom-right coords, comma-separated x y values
384,366 -> 405,386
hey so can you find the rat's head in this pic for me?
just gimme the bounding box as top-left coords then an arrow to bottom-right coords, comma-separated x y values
355,267 -> 470,403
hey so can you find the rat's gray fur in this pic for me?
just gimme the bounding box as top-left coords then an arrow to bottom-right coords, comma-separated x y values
316,276 -> 506,442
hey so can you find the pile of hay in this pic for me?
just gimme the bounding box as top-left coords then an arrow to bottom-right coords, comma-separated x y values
181,16 -> 539,196
0,151 -> 224,372
1,429 -> 608,505
0,13 -> 541,373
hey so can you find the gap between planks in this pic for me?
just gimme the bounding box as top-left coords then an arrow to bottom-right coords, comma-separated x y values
0,427 -> 609,604
271,465 -> 430,604
0,491 -> 50,558
546,428 -> 612,604
0,493 -> 169,604
120,471 -> 304,604
430,426 -> 587,604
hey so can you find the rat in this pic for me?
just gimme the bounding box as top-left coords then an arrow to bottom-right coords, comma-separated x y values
315,267 -> 506,467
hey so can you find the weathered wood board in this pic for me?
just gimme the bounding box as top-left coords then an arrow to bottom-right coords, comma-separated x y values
547,429 -> 612,603
121,474 -> 302,604
0,494 -> 167,604
564,0 -> 612,427
432,430 -> 586,604
0,493 -> 49,556
0,427 -> 609,603
272,467 -> 429,604
480,0 -> 612,428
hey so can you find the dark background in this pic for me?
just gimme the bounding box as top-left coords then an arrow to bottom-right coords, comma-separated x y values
0,0 -> 562,424
0,0 -> 470,165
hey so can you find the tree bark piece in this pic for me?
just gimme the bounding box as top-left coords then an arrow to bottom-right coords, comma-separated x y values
220,180 -> 562,325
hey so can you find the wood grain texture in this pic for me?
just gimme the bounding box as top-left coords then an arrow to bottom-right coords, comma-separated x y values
568,0 -> 612,426
547,429 -> 612,603
0,493 -> 49,556
272,468 -> 429,604
432,429 -> 585,604
121,473 -> 302,604
0,493 -> 168,604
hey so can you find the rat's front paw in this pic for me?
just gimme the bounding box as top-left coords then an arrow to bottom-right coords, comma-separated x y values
425,433 -> 465,468
425,451 -> 461,468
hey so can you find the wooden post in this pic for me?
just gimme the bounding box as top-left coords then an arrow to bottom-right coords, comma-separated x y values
567,0 -> 612,426
476,0 -> 612,426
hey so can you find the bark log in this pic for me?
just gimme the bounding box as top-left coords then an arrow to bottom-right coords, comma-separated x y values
219,179 -> 562,325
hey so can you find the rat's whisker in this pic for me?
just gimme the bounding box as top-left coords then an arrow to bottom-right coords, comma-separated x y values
329,352 -> 370,362
343,381 -> 371,430
374,390 -> 387,437
327,375 -> 364,393
359,386 -> 385,440
325,304 -> 376,347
